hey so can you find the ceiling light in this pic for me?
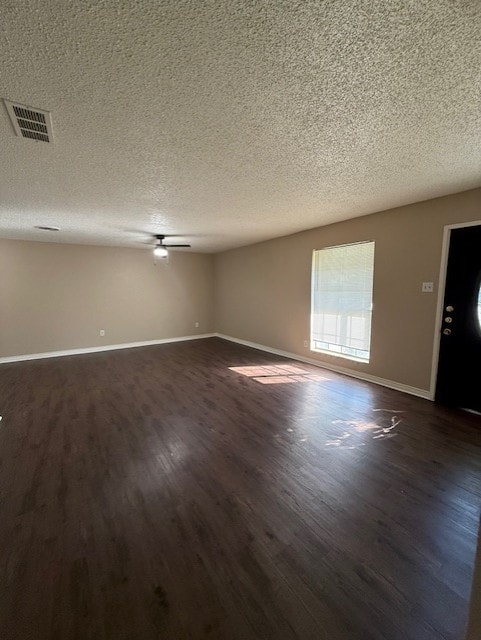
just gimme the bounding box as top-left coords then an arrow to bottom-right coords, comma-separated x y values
154,245 -> 168,258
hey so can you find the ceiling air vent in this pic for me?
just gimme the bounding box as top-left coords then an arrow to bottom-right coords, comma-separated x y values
3,99 -> 53,143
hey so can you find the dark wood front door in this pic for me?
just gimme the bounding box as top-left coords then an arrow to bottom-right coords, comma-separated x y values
435,224 -> 481,413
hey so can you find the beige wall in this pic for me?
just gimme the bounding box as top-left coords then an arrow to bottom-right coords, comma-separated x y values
214,188 -> 481,392
0,239 -> 214,358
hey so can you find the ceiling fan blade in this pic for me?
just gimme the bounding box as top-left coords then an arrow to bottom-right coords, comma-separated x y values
164,244 -> 191,248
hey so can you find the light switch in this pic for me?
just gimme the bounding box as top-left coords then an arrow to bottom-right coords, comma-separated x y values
422,282 -> 434,293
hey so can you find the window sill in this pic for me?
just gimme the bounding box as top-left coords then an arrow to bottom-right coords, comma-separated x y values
310,347 -> 370,364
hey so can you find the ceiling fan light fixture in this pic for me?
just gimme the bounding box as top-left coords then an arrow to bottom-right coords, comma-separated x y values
153,245 -> 168,258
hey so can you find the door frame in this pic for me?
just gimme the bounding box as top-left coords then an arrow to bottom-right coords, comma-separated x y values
429,219 -> 481,400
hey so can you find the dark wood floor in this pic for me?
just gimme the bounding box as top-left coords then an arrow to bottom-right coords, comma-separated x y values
0,337 -> 480,640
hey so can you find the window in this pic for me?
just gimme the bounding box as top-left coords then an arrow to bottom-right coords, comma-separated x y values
311,241 -> 375,362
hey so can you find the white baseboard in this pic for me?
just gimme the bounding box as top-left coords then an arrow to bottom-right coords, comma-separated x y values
0,333 -> 216,364
215,333 -> 431,400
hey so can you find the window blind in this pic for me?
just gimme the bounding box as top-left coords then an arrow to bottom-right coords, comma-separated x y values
311,241 -> 375,361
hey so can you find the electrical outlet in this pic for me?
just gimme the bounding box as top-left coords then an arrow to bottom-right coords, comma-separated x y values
195,322 -> 200,328
303,340 -> 308,348
99,329 -> 105,336
422,282 -> 434,293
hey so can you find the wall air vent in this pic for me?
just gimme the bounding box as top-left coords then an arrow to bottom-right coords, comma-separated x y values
3,99 -> 53,143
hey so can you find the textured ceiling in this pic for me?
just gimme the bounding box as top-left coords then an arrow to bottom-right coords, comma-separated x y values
1,0 -> 480,253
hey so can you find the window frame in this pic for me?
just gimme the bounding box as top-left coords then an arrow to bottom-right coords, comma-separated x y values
310,240 -> 375,363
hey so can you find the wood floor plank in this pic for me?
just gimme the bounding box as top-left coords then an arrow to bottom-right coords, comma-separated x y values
0,337 -> 480,639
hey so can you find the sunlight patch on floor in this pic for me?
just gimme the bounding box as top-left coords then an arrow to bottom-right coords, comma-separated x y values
229,364 -> 329,384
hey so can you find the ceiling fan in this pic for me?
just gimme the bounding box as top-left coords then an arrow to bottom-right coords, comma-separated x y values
152,234 -> 191,258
